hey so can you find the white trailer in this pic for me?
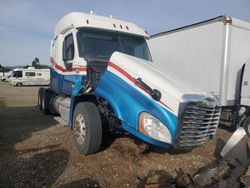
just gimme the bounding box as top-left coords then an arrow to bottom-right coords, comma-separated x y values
9,67 -> 50,86
148,15 -> 250,129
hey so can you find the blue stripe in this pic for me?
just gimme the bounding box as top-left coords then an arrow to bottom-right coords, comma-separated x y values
51,70 -> 85,130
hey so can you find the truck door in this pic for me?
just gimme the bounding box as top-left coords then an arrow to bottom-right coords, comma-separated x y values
62,33 -> 76,94
241,61 -> 250,106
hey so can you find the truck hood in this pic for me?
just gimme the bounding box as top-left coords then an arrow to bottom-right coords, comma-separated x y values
109,52 -> 205,114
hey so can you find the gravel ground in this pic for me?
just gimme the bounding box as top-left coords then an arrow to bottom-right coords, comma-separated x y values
0,81 -> 233,187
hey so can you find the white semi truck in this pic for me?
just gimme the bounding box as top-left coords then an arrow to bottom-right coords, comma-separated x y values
9,67 -> 50,86
148,15 -> 250,132
38,12 -> 221,155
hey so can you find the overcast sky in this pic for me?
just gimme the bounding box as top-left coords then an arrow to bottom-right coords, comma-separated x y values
0,0 -> 250,66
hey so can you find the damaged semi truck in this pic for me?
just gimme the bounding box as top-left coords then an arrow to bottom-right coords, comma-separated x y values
38,12 -> 221,155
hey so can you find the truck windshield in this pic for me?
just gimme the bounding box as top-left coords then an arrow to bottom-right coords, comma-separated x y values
77,28 -> 151,61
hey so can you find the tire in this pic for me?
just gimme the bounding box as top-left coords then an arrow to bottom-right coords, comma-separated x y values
16,82 -> 22,87
41,88 -> 51,114
242,116 -> 250,137
38,88 -> 44,111
72,102 -> 102,155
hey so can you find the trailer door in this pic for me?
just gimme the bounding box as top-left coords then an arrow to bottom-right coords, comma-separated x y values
241,61 -> 250,106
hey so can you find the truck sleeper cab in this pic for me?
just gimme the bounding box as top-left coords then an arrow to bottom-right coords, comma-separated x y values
38,12 -> 221,155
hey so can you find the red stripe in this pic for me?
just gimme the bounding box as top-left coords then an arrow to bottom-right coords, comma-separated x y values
108,61 -> 150,95
108,61 -> 174,112
160,101 -> 172,110
50,57 -> 87,72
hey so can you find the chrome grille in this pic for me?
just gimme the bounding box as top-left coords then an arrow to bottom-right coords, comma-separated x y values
175,97 -> 220,148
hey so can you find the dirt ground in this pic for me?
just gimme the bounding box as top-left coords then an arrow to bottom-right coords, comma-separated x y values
0,81 -> 234,188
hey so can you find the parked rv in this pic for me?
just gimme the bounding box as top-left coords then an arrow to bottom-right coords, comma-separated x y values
9,67 -> 50,86
1,71 -> 13,82
38,12 -> 220,155
148,16 -> 250,131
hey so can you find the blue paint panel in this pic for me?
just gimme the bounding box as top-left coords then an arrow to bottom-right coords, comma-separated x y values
51,69 -> 85,95
95,71 -> 178,147
69,77 -> 86,129
51,69 -> 63,93
51,70 -> 85,129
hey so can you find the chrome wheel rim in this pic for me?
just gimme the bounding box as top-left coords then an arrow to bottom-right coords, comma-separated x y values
74,114 -> 86,145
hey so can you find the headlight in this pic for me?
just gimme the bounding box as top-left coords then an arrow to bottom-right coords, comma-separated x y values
139,112 -> 172,144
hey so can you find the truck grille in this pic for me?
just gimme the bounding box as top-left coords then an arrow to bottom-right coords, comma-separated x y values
175,97 -> 220,148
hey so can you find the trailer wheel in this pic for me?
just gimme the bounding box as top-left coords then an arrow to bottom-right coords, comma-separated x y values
243,116 -> 250,137
41,89 -> 51,114
16,82 -> 22,87
72,102 -> 102,155
38,88 -> 44,110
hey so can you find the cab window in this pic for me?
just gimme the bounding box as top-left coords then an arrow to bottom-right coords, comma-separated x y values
13,71 -> 22,77
63,34 -> 74,61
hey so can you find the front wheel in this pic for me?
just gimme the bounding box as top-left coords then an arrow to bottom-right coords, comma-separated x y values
72,102 -> 102,155
16,82 -> 22,87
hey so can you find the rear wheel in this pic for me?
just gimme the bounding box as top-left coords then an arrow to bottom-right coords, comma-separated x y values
38,88 -> 44,110
72,102 -> 102,155
41,88 -> 52,114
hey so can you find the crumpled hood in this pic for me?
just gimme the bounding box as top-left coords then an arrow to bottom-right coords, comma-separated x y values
109,52 -> 204,114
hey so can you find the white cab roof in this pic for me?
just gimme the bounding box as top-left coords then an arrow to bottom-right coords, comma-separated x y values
54,12 -> 148,38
